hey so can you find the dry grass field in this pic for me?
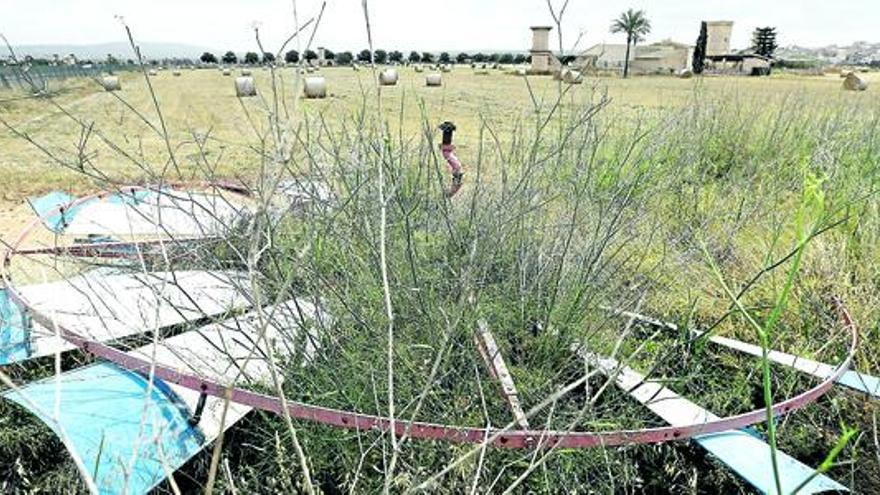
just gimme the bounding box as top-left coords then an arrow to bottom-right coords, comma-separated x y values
2,66 -> 877,202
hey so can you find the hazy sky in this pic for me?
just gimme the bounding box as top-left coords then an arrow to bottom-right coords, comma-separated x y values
1,0 -> 877,53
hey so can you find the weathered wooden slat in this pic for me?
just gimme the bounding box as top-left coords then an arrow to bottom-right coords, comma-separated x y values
474,320 -> 530,429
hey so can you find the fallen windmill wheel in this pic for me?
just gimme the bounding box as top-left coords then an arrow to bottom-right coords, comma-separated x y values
0,182 -> 869,494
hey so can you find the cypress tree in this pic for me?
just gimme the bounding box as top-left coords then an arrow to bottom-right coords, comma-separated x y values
693,21 -> 707,74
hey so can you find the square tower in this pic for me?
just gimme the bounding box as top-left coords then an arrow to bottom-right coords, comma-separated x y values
706,21 -> 734,56
530,26 -> 556,74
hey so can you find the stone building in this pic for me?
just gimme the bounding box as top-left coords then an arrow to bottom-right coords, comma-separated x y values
576,40 -> 692,75
702,21 -> 772,75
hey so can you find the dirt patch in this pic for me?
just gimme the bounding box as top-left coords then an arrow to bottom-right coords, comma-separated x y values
0,200 -> 37,247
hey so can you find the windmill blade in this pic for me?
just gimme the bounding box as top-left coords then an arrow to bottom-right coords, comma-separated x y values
580,349 -> 847,494
1,269 -> 251,364
605,307 -> 880,399
3,300 -> 324,494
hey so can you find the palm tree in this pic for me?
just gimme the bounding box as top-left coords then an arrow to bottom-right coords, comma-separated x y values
610,9 -> 651,78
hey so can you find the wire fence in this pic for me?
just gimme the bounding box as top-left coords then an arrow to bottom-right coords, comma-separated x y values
0,63 -> 137,91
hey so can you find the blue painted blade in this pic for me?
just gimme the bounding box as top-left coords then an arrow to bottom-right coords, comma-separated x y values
104,189 -> 154,205
3,363 -> 205,495
1,269 -> 251,366
580,350 -> 849,494
0,289 -> 31,363
836,370 -> 880,398
696,430 -> 847,494
26,191 -> 79,232
26,190 -> 155,233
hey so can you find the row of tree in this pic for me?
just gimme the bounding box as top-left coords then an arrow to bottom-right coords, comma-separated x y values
199,50 -> 532,66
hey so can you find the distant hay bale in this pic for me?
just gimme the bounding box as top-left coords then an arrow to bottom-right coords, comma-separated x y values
303,76 -> 327,98
515,67 -> 528,76
101,76 -> 121,91
235,76 -> 256,97
172,70 -> 181,76
440,65 -> 452,72
241,69 -> 252,76
425,73 -> 442,87
843,72 -> 868,91
474,65 -> 490,75
561,69 -> 583,84
414,65 -> 424,73
678,68 -> 694,79
352,64 -> 360,71
306,67 -> 316,74
379,69 -> 399,86
222,68 -> 232,76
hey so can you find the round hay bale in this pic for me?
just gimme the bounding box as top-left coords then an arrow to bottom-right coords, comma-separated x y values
241,68 -> 252,76
843,72 -> 868,91
379,69 -> 399,86
440,65 -> 452,72
425,73 -> 442,87
304,76 -> 327,98
148,69 -> 158,76
172,70 -> 181,76
222,68 -> 232,76
101,76 -> 121,91
306,67 -> 316,74
562,69 -> 583,84
235,76 -> 256,97
678,68 -> 694,79
413,65 -> 424,73
515,67 -> 528,76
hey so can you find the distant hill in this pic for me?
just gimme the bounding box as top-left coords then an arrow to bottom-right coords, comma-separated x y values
8,42 -> 219,61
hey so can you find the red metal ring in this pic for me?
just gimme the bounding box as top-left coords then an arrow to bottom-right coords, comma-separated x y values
0,186 -> 859,449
